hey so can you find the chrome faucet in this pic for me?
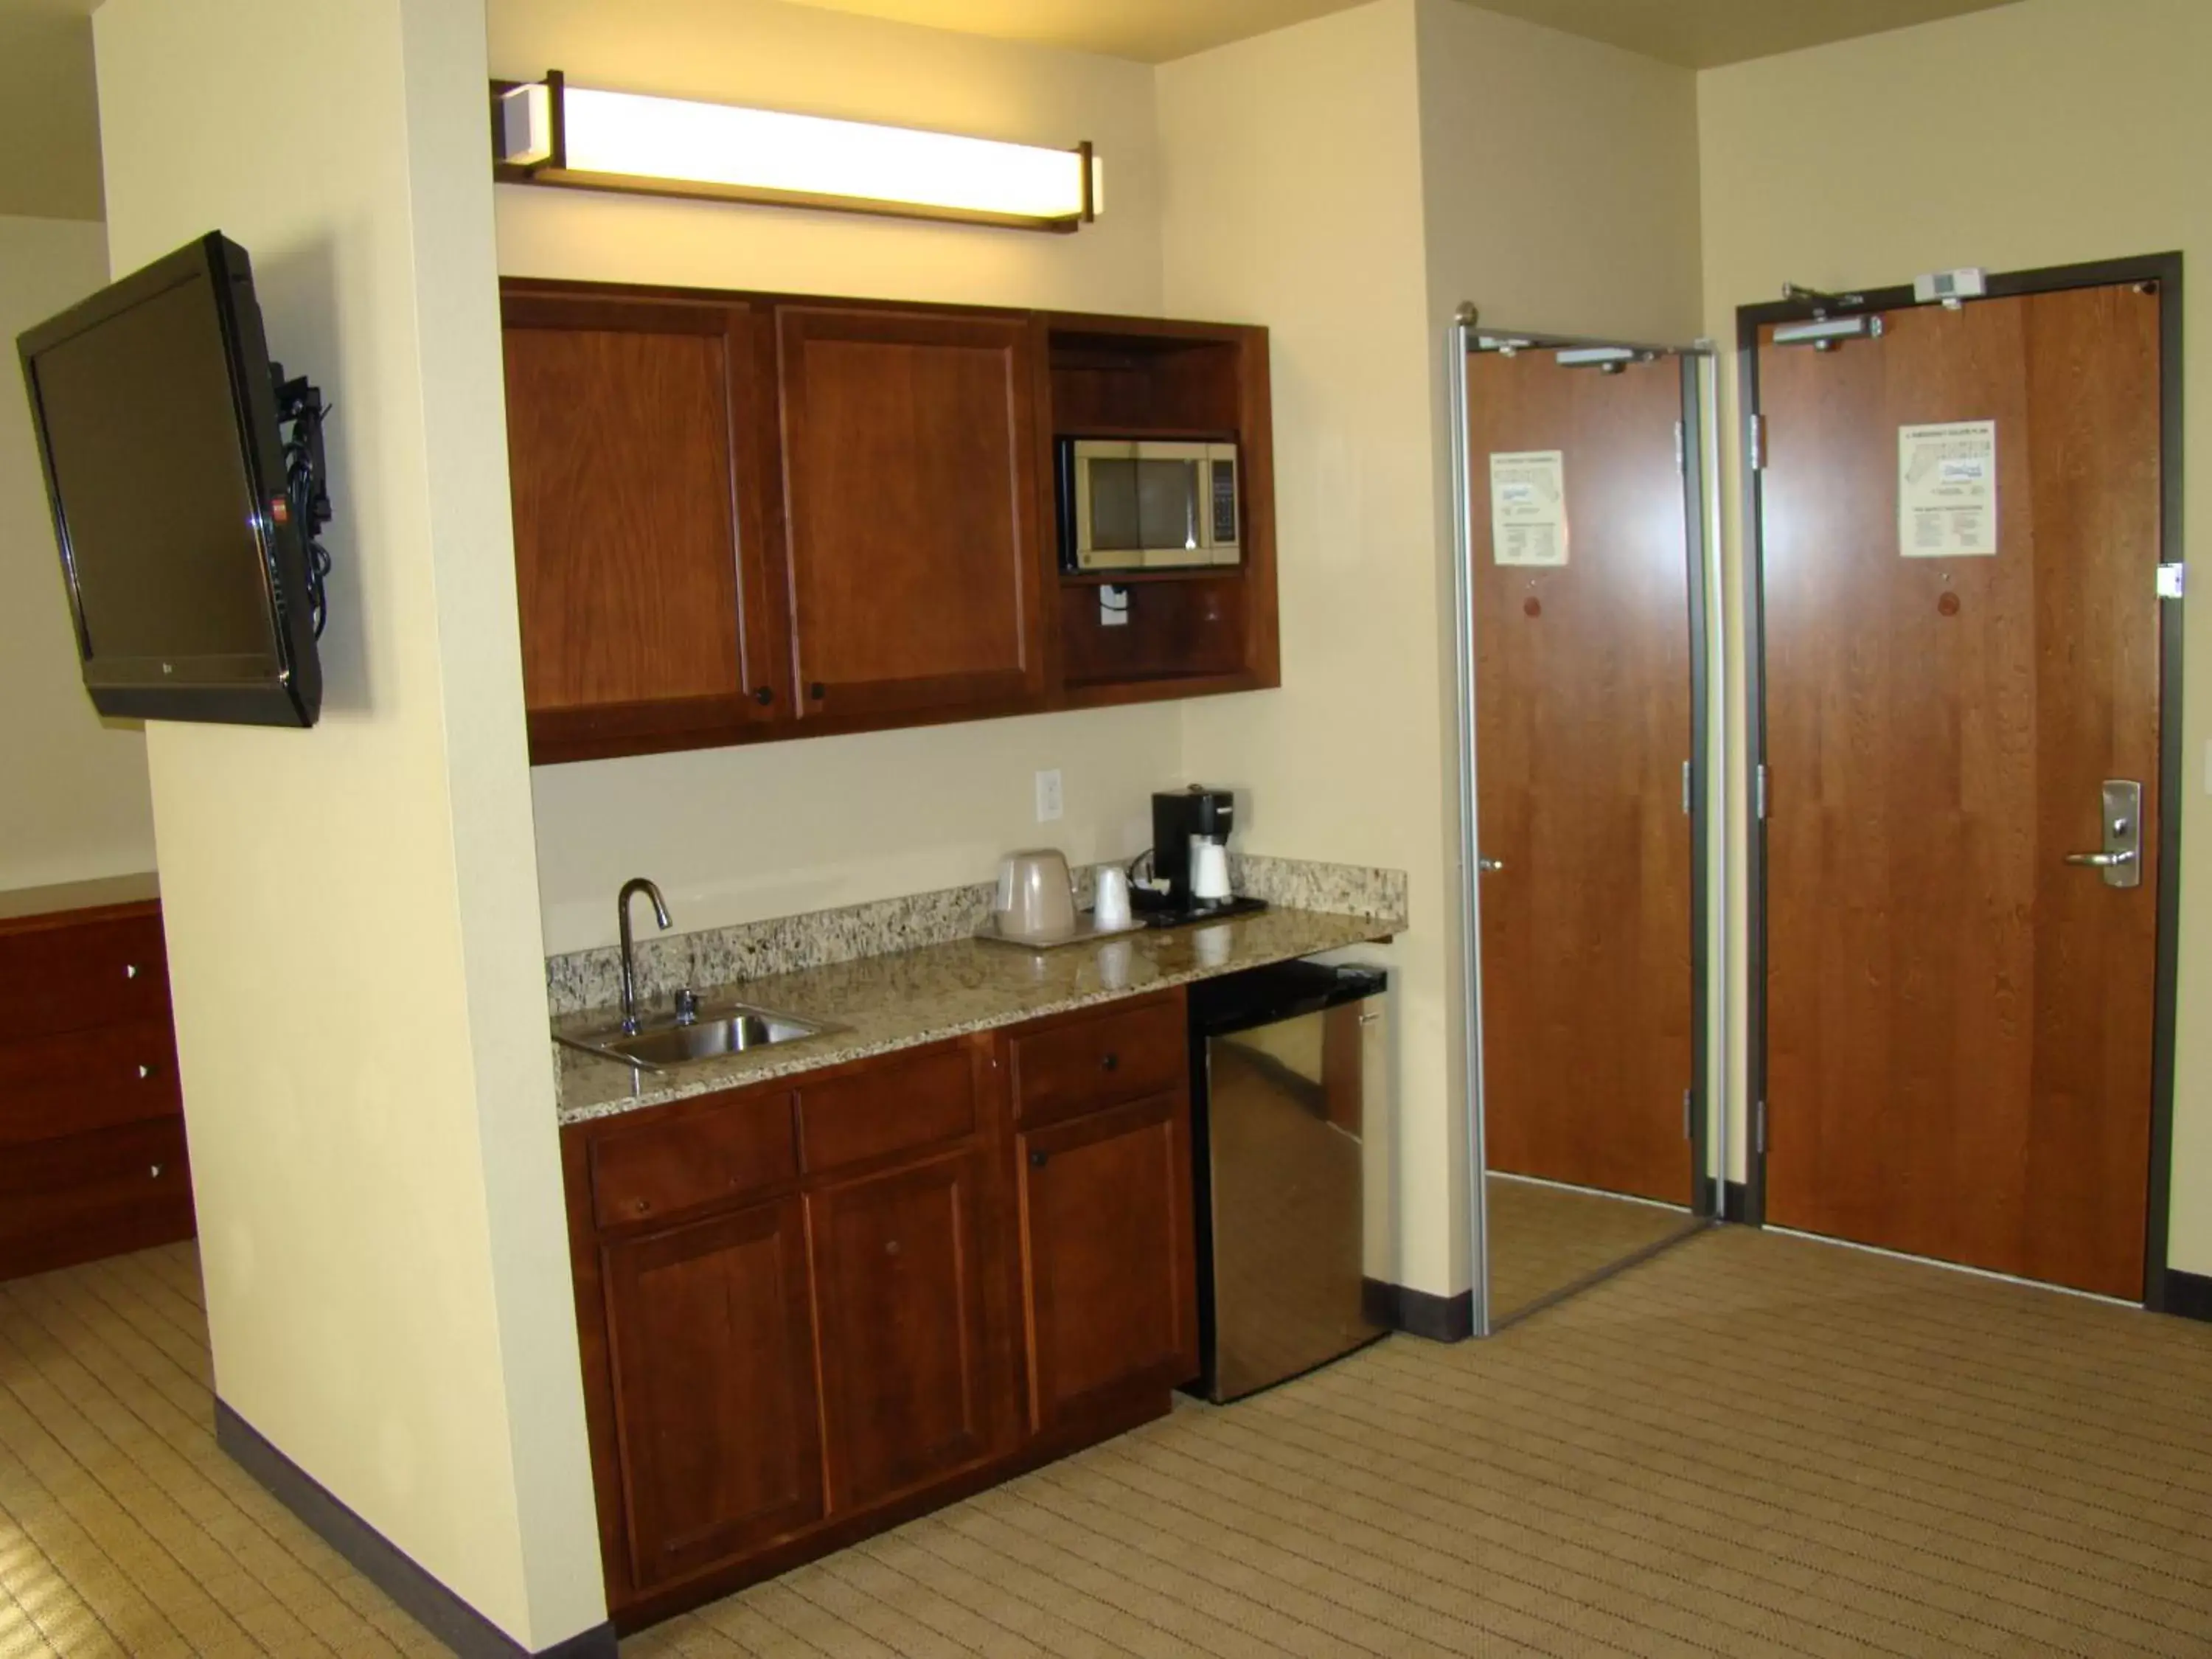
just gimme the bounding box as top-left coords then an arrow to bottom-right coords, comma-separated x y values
617,877 -> 672,1035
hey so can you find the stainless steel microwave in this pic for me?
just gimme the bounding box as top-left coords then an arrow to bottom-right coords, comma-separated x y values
1056,438 -> 1242,572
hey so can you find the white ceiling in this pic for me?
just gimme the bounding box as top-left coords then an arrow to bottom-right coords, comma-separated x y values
785,0 -> 2023,66
0,0 -> 2025,223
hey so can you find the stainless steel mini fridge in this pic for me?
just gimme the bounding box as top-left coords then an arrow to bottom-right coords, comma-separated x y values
1188,959 -> 1391,1402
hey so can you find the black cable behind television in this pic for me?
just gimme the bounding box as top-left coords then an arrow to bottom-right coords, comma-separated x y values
16,231 -> 332,728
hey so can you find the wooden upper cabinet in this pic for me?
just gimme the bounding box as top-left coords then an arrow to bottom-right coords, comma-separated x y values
773,307 -> 1046,723
501,292 -> 783,754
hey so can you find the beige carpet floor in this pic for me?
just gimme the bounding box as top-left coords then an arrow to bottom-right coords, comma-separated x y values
5,1231 -> 2212,1658
1483,1174 -> 1703,1324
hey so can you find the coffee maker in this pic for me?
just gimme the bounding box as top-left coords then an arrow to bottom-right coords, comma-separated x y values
1141,787 -> 1267,925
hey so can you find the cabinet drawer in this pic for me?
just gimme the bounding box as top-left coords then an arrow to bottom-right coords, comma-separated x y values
590,1091 -> 799,1231
0,1020 -> 181,1145
0,914 -> 169,1043
1008,995 -> 1186,1127
798,1043 -> 977,1176
0,1117 -> 195,1281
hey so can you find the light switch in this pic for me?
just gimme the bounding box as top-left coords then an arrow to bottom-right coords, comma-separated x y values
1035,769 -> 1063,823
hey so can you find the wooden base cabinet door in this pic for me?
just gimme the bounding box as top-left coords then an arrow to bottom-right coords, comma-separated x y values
1017,1092 -> 1197,1433
809,1150 -> 1012,1512
600,1198 -> 824,1592
775,307 -> 1046,724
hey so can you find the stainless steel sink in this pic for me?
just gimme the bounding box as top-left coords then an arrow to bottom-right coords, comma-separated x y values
558,1003 -> 835,1071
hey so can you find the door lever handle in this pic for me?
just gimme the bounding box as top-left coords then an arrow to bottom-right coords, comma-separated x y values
1477,857 -> 1505,873
2065,849 -> 2138,869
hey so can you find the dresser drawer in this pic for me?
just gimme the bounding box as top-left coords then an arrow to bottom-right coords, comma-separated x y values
589,1089 -> 799,1231
1007,994 -> 1186,1127
0,1117 -> 195,1281
0,913 -> 170,1043
0,1020 -> 181,1145
796,1042 -> 978,1176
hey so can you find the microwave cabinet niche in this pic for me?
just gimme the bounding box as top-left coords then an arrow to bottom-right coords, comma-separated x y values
560,991 -> 1199,1630
501,281 -> 1278,765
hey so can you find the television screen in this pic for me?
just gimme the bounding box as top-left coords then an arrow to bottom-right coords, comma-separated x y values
16,232 -> 326,727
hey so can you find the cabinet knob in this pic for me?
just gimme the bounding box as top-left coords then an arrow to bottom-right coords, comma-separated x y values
809,682 -> 827,701
1029,1150 -> 1049,1169
149,1164 -> 163,1180
125,964 -> 139,980
885,1239 -> 902,1257
137,1064 -> 153,1080
633,1198 -> 650,1215
753,686 -> 774,706
1100,1052 -> 1119,1073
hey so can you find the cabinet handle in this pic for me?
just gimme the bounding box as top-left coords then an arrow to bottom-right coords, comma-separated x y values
885,1239 -> 902,1257
149,1165 -> 163,1180
125,964 -> 139,980
137,1064 -> 153,1080
809,682 -> 827,701
633,1198 -> 650,1215
1029,1150 -> 1049,1169
753,686 -> 774,706
1100,1052 -> 1119,1073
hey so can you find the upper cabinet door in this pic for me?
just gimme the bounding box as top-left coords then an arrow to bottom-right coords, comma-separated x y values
502,293 -> 785,757
774,307 -> 1047,724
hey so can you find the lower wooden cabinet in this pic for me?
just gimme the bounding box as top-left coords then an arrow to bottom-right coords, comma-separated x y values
1017,1091 -> 1198,1433
561,991 -> 1199,1629
601,1197 -> 824,1592
810,1147 -> 1012,1510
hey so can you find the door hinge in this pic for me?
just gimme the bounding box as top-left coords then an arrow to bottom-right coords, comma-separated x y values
2157,563 -> 2185,599
1681,759 -> 1694,816
1755,1099 -> 1767,1156
1748,413 -> 1766,471
1683,1088 -> 1694,1141
1673,420 -> 1686,476
1754,763 -> 1770,821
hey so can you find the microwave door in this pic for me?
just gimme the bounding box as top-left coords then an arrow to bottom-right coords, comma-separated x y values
1135,453 -> 1201,567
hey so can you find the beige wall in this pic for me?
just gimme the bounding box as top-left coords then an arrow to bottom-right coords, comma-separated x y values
1699,0 -> 2212,1271
95,0 -> 602,1645
1159,0 -> 1448,1293
490,0 -> 1189,953
1158,0 -> 1704,1301
0,214 -> 158,892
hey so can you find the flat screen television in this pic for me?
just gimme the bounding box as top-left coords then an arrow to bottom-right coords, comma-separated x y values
16,231 -> 330,727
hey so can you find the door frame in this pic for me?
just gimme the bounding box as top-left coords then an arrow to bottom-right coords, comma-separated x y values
1450,312 -> 1724,1336
1735,254 -> 2186,1308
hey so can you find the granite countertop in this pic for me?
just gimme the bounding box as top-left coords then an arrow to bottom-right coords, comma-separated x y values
554,905 -> 1400,1127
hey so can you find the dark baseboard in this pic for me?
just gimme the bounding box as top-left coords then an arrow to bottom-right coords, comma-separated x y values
215,1399 -> 618,1659
1722,1180 -> 1751,1223
1363,1277 -> 1475,1343
2160,1269 -> 2212,1323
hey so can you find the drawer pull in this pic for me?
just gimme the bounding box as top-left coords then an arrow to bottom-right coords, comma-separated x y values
137,1064 -> 153,1080
149,1165 -> 163,1180
885,1239 -> 902,1257
633,1198 -> 650,1215
1029,1150 -> 1049,1169
1100,1052 -> 1119,1073
125,964 -> 139,980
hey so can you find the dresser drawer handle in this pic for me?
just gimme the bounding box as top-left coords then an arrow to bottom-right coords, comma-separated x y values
1100,1052 -> 1119,1073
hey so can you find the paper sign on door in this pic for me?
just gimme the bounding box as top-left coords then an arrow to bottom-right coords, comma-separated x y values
1899,420 -> 1997,557
1489,450 -> 1568,566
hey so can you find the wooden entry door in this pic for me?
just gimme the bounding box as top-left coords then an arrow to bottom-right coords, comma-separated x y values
1757,281 -> 2164,1299
1467,350 -> 1696,1206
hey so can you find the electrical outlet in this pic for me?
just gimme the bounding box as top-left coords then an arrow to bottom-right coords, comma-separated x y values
1100,583 -> 1130,627
1035,768 -> 1064,823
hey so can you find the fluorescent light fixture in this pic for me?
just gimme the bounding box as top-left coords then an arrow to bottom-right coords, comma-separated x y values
493,72 -> 1100,233
1773,316 -> 1884,347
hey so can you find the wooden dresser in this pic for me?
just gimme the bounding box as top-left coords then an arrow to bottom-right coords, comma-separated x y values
0,874 -> 194,1280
